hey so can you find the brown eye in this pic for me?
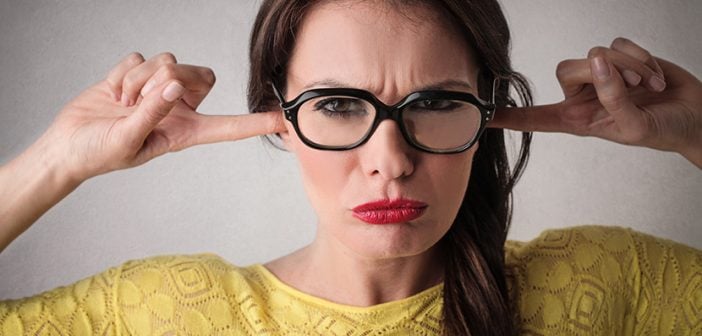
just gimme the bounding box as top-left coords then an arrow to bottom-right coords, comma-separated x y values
320,98 -> 352,112
313,98 -> 368,117
408,99 -> 458,112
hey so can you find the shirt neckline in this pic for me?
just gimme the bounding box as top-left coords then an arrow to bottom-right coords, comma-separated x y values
251,263 -> 445,314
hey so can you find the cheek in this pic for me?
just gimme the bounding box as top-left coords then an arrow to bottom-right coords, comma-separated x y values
287,127 -> 355,214
425,150 -> 475,219
297,150 -> 346,193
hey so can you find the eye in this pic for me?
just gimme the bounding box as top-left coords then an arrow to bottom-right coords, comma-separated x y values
415,99 -> 455,110
313,97 -> 368,117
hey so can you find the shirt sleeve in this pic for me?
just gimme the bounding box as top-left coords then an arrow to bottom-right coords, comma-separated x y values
628,228 -> 702,335
505,225 -> 702,335
0,264 -> 122,335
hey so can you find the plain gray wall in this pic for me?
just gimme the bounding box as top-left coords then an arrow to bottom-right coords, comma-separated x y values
1,1 -> 700,300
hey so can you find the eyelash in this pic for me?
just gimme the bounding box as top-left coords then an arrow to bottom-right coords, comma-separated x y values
409,100 -> 461,112
314,98 -> 368,118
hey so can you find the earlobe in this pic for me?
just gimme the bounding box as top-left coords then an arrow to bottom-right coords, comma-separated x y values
279,131 -> 291,150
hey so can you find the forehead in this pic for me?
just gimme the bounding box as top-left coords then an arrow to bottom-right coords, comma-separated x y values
286,1 -> 476,100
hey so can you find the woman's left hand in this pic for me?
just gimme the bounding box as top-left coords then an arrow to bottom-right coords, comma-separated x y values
491,37 -> 702,168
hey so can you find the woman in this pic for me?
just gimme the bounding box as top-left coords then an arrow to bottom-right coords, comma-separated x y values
1,0 -> 701,335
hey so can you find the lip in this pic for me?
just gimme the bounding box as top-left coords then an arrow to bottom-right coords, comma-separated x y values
352,199 -> 428,225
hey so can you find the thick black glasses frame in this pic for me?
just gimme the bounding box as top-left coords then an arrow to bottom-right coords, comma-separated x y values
271,81 -> 497,154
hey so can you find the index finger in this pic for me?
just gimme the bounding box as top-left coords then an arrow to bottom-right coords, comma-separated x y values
489,104 -> 568,133
192,111 -> 287,145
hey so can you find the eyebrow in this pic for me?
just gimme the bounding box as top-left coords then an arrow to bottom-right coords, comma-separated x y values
300,78 -> 473,92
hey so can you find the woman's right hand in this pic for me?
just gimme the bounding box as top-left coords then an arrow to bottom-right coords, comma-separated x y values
42,52 -> 285,182
0,52 -> 286,251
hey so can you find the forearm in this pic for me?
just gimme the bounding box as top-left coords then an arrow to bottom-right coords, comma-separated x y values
0,136 -> 81,252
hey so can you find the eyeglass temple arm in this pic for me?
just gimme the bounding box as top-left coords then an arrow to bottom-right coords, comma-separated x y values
270,82 -> 286,104
490,77 -> 499,107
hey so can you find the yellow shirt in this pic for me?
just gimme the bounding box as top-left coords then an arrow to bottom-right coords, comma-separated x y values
1,225 -> 701,335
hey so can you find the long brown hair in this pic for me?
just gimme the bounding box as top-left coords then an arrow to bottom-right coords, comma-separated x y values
247,1 -> 532,335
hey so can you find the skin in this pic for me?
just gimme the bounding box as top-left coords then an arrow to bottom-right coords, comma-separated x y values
0,0 -> 700,310
492,40 -> 702,168
265,2 -> 479,306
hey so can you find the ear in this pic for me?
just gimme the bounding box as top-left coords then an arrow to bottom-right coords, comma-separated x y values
277,113 -> 294,152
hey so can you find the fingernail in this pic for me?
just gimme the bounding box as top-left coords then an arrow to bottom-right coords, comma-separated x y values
592,56 -> 610,80
622,70 -> 642,86
141,79 -> 156,97
121,93 -> 130,106
162,82 -> 185,102
649,76 -> 666,92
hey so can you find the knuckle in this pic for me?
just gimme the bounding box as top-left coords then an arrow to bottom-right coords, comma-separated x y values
587,46 -> 608,58
105,71 -> 120,87
155,52 -> 177,65
631,45 -> 653,60
555,59 -> 577,79
200,67 -> 216,86
597,87 -> 628,114
158,63 -> 179,80
641,49 -> 653,61
612,37 -> 654,61
124,52 -> 145,66
611,37 -> 630,48
142,104 -> 169,126
122,74 -> 138,92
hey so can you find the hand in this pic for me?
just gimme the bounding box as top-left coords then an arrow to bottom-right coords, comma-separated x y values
39,52 -> 286,182
491,37 -> 702,168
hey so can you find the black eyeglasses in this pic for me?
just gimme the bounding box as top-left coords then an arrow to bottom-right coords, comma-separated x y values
271,81 -> 496,154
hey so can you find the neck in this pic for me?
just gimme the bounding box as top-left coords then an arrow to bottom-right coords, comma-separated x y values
266,234 -> 444,307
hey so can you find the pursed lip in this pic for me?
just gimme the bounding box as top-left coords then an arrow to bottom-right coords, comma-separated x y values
352,199 -> 428,224
352,199 -> 428,212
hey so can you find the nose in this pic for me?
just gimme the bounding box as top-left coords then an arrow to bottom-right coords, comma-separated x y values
360,119 -> 415,179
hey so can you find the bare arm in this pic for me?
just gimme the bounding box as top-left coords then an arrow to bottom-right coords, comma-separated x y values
0,52 -> 285,252
0,135 -> 81,251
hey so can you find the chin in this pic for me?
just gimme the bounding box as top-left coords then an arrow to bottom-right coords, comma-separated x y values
335,222 -> 443,260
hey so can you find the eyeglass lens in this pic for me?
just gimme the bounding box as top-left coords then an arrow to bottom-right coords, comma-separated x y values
296,95 -> 482,150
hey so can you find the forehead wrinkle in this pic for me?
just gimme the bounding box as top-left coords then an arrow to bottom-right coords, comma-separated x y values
300,78 -> 474,95
289,1 -> 476,102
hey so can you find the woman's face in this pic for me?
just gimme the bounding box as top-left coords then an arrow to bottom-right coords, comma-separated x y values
281,2 -> 479,260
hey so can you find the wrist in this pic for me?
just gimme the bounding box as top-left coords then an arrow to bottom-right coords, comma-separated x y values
29,133 -> 85,188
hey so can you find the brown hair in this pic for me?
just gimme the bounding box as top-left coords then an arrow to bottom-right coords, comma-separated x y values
247,1 -> 532,335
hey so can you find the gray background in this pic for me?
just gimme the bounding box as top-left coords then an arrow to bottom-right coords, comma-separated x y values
1,1 -> 700,299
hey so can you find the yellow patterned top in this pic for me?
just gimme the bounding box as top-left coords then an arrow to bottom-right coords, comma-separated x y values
1,225 -> 701,335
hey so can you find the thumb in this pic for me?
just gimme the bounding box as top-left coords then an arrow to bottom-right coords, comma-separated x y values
123,81 -> 185,145
589,56 -> 647,135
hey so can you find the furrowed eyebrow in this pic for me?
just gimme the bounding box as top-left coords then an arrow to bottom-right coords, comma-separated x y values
300,79 -> 352,91
415,79 -> 473,91
300,78 -> 473,92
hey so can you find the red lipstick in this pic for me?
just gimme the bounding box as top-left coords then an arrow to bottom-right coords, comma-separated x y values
352,199 -> 428,224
